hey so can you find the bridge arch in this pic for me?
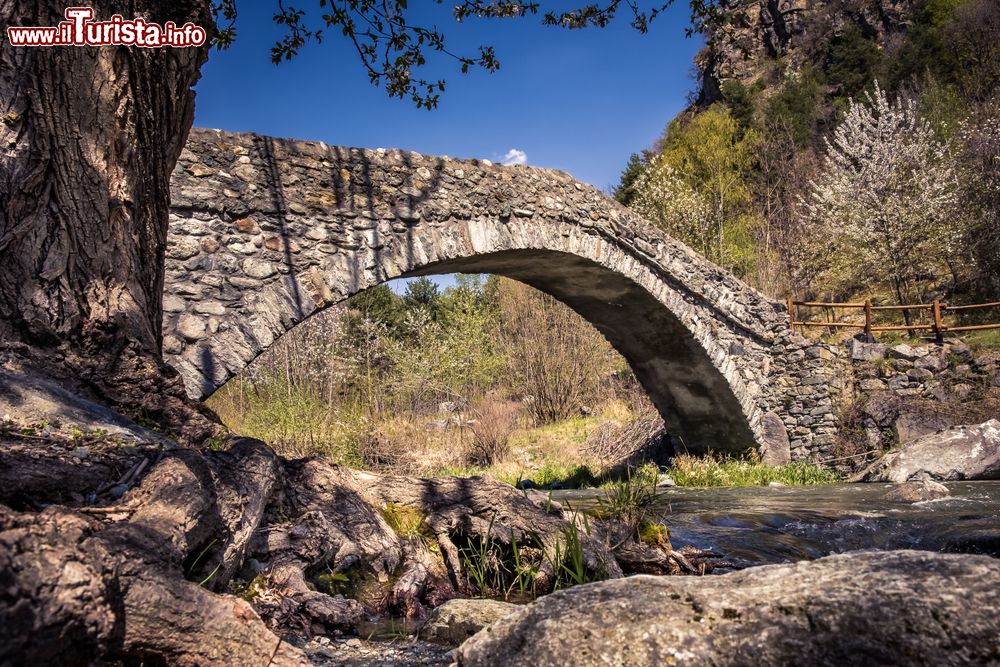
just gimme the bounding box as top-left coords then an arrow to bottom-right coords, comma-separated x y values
164,129 -> 792,455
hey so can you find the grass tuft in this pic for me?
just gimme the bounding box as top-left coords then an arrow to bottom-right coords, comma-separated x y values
666,452 -> 841,487
381,502 -> 430,540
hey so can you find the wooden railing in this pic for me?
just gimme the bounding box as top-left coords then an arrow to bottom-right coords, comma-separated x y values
787,297 -> 1000,342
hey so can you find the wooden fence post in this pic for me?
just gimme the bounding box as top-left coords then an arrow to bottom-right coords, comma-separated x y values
933,299 -> 944,345
864,299 -> 873,342
787,297 -> 795,334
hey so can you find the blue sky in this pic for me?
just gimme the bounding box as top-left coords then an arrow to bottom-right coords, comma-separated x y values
193,3 -> 703,193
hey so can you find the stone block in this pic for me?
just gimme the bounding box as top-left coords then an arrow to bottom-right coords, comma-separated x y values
760,412 -> 791,466
887,344 -> 927,362
848,339 -> 886,362
859,378 -> 887,392
907,367 -> 934,382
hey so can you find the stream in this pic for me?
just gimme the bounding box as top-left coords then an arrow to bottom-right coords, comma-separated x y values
555,481 -> 1000,567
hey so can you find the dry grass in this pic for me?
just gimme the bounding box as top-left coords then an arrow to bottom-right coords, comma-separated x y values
582,393 -> 666,470
466,398 -> 521,466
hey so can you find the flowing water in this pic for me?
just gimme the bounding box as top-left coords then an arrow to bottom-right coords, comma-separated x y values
354,482 -> 1000,642
555,481 -> 1000,567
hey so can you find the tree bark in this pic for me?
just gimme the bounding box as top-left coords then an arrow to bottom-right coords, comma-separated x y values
0,0 -> 216,441
0,421 -> 705,664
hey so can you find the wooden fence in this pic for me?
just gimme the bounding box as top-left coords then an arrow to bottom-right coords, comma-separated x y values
787,297 -> 1000,342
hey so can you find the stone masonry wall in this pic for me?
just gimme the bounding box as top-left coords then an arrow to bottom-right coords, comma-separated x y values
164,128 -> 844,460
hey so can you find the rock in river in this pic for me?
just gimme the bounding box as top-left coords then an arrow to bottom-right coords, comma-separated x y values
456,550 -> 1000,667
882,479 -> 950,503
855,419 -> 1000,482
420,598 -> 518,646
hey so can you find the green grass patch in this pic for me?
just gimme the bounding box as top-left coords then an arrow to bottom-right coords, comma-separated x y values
666,453 -> 841,487
500,463 -> 598,489
381,502 -> 430,539
962,328 -> 1000,352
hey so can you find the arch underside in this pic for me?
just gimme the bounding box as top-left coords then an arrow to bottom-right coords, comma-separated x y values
405,250 -> 757,454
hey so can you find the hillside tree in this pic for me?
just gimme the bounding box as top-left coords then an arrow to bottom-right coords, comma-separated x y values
802,83 -> 961,308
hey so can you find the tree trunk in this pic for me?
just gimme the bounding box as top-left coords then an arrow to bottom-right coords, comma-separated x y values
0,0 -> 216,441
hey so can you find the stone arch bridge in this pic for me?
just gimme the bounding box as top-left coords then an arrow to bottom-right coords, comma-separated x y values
164,129 -> 839,460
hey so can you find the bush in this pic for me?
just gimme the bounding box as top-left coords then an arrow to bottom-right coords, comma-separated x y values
466,398 -> 521,466
764,69 -> 821,147
494,278 -> 620,424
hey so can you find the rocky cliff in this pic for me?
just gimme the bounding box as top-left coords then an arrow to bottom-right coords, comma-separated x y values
696,0 -> 917,105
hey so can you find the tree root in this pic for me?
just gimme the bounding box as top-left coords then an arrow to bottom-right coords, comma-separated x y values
1,422 -> 715,665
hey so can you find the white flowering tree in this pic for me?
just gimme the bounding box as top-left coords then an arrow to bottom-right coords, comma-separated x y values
631,156 -> 718,259
803,82 -> 961,307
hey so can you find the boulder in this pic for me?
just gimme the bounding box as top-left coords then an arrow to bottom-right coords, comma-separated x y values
420,599 -> 518,646
456,551 -> 1000,667
882,479 -> 950,503
892,411 -> 952,445
848,339 -> 886,362
759,411 -> 791,466
855,420 -> 1000,482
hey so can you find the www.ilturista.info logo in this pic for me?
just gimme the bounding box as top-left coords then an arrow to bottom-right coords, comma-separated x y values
6,7 -> 207,47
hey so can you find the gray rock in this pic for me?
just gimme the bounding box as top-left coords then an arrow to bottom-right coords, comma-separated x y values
887,344 -> 927,362
882,479 -> 950,503
906,367 -> 933,381
914,354 -> 946,371
856,419 -> 1000,482
847,339 -> 885,361
0,371 -> 174,446
456,551 -> 1000,667
893,411 -> 952,445
759,411 -> 791,466
241,257 -> 277,279
888,375 -> 910,391
947,342 -> 971,359
166,237 -> 201,260
858,378 -> 887,392
162,335 -> 183,355
175,313 -> 206,342
162,294 -> 186,313
194,301 -> 227,316
420,599 -> 517,646
656,475 -> 676,487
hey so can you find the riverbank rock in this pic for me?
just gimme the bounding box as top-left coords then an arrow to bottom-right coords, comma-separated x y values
420,599 -> 518,645
456,551 -> 1000,667
854,420 -> 1000,482
882,479 -> 950,503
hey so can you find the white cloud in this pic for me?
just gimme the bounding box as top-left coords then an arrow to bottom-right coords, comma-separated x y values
500,148 -> 528,166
